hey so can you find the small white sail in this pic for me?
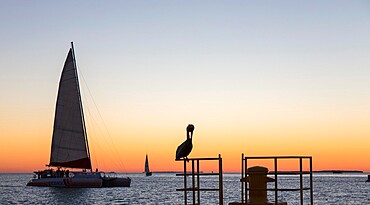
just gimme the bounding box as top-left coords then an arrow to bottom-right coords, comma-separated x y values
49,47 -> 91,169
145,154 -> 150,173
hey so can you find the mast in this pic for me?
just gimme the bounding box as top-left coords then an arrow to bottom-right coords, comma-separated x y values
71,42 -> 92,171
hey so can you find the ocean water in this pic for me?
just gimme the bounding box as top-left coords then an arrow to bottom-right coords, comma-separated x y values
0,173 -> 368,204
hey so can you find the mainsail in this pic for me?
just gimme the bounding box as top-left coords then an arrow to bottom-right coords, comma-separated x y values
49,45 -> 91,169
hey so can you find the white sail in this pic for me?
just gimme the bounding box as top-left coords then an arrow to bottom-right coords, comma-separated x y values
49,46 -> 91,169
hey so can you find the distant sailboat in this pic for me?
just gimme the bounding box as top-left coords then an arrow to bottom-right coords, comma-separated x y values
145,154 -> 152,176
27,42 -> 131,188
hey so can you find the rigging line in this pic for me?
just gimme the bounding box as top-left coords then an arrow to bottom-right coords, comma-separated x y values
80,83 -> 122,171
87,108 -> 121,171
87,120 -> 108,171
82,94 -> 99,170
80,78 -> 114,172
78,70 -> 128,172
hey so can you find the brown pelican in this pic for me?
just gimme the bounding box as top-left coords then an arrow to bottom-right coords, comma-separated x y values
175,124 -> 195,161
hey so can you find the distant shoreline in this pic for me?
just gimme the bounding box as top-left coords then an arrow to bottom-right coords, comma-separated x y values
314,170 -> 363,174
152,170 -> 365,174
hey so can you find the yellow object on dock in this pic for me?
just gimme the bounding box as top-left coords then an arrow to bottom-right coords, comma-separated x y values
229,202 -> 287,205
229,166 -> 287,205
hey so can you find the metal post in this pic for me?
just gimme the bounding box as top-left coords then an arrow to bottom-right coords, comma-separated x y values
192,159 -> 195,205
241,153 -> 244,203
300,157 -> 303,204
310,157 -> 313,205
245,156 -> 248,203
184,159 -> 187,205
274,157 -> 278,205
219,154 -> 223,205
197,159 -> 200,204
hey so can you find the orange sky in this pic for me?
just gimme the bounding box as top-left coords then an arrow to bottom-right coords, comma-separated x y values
0,106 -> 369,173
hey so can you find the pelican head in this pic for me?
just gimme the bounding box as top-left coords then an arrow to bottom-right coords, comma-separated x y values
186,124 -> 195,139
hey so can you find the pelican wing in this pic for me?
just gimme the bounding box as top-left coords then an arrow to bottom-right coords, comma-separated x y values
176,139 -> 193,160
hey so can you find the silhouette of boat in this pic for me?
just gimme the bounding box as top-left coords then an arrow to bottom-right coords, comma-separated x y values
27,43 -> 131,188
145,154 -> 152,176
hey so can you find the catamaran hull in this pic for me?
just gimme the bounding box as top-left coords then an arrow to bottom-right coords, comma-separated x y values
26,177 -> 102,188
102,177 -> 131,187
27,177 -> 131,188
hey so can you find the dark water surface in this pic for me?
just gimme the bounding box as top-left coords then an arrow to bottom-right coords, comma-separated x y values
0,173 -> 368,204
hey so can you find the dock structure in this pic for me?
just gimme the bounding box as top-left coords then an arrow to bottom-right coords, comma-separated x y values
231,154 -> 314,205
176,154 -> 314,205
176,154 -> 224,205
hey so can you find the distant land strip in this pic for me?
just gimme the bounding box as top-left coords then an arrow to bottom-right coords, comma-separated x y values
314,170 -> 363,174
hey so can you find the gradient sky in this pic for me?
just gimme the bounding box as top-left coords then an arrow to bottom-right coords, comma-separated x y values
0,1 -> 369,173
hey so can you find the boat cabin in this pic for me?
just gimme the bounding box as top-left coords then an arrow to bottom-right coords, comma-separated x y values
34,168 -> 70,179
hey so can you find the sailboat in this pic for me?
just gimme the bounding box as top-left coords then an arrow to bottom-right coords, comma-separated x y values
27,42 -> 131,188
144,154 -> 152,176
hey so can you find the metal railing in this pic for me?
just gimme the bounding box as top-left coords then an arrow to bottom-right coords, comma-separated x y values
241,154 -> 313,205
176,154 -> 224,205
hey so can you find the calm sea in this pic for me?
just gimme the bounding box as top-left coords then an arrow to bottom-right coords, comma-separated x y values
0,173 -> 368,204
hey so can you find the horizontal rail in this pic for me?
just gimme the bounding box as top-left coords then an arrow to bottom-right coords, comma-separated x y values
176,157 -> 221,161
244,156 -> 312,159
241,171 -> 311,176
177,188 -> 220,192
246,188 -> 311,191
176,173 -> 220,176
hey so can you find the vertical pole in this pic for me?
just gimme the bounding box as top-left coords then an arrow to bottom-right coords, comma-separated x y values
274,157 -> 278,205
219,154 -> 223,205
197,159 -> 200,204
241,153 -> 244,203
245,156 -> 248,203
310,157 -> 313,205
192,159 -> 195,205
184,159 -> 187,205
300,158 -> 303,205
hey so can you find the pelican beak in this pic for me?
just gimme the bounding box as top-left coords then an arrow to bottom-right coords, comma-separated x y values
189,130 -> 193,139
186,124 -> 195,139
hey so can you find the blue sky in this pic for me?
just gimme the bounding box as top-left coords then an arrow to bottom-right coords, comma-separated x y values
2,1 -> 369,98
